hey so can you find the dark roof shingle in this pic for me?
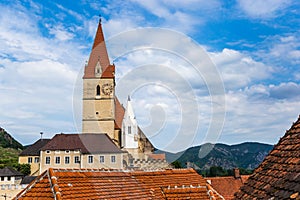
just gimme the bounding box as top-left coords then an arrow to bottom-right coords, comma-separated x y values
235,115 -> 300,199
20,176 -> 37,184
41,133 -> 124,154
0,167 -> 23,177
19,139 -> 51,156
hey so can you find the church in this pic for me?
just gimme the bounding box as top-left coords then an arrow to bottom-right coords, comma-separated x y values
19,19 -> 169,174
81,18 -> 167,164
81,18 -> 154,158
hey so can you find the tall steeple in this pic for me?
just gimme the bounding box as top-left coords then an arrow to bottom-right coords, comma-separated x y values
82,18 -> 116,142
83,18 -> 114,78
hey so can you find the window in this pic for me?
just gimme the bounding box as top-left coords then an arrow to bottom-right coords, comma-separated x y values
96,85 -> 100,96
34,157 -> 39,163
65,156 -> 70,164
128,126 -> 131,134
74,156 -> 80,164
28,157 -> 32,163
88,155 -> 93,163
7,177 -> 11,181
74,150 -> 80,153
55,157 -> 60,164
55,150 -> 60,154
46,157 -> 50,164
46,150 -> 50,154
1,177 -> 4,181
111,155 -> 116,163
65,150 -> 70,154
99,156 -> 104,163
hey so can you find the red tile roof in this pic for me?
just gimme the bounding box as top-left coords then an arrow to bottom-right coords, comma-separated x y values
235,115 -> 300,199
14,168 -> 224,200
41,134 -> 124,154
205,175 -> 249,200
83,21 -> 113,78
148,153 -> 166,160
114,97 -> 125,130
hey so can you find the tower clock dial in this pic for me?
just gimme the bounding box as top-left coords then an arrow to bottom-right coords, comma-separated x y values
102,83 -> 113,95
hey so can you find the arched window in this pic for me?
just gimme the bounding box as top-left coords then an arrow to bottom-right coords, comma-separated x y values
96,85 -> 100,96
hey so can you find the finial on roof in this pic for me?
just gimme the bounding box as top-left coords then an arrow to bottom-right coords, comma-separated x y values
98,14 -> 102,23
40,132 -> 43,140
128,95 -> 131,101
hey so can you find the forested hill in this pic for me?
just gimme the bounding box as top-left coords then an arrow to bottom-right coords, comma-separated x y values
175,142 -> 273,170
0,127 -> 23,149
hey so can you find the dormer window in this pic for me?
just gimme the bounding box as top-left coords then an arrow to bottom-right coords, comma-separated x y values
95,61 -> 102,77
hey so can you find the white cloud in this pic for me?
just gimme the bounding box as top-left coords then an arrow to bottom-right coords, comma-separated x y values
129,0 -> 220,32
210,48 -> 273,90
269,82 -> 300,99
237,0 -> 292,18
0,2 -> 86,144
221,86 -> 300,144
48,24 -> 75,41
258,34 -> 300,66
55,3 -> 83,21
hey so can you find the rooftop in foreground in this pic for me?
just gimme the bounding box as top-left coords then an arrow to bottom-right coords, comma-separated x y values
235,115 -> 300,199
14,168 -> 224,200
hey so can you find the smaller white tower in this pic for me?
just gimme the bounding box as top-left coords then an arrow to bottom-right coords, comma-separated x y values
122,96 -> 138,149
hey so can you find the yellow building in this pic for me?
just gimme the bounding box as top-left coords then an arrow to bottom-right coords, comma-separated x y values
39,133 -> 126,173
18,139 -> 50,175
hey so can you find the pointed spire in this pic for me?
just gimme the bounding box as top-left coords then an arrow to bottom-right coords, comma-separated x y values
125,96 -> 136,121
83,17 -> 113,78
92,16 -> 105,50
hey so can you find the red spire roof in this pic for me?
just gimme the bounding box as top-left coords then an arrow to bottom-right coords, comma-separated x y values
83,20 -> 114,78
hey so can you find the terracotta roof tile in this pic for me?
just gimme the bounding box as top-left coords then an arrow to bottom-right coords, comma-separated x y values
84,21 -> 112,78
14,168 -> 224,199
235,115 -> 300,199
114,97 -> 125,129
205,175 -> 249,200
148,153 -> 166,160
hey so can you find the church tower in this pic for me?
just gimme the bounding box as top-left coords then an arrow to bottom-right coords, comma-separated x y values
82,19 -> 116,141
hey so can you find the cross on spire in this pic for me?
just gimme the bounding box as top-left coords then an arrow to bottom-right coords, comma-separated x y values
98,14 -> 102,23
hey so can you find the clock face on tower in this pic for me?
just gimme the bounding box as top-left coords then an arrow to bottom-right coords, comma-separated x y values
102,83 -> 113,95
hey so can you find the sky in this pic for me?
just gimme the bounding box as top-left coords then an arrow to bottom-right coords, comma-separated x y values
0,0 -> 299,150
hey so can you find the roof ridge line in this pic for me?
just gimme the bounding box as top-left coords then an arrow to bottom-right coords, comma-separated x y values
48,168 -> 62,200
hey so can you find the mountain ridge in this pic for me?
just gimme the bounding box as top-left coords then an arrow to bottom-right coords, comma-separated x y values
164,142 -> 273,170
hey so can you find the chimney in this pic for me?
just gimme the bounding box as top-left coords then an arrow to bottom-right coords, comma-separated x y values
234,168 -> 240,179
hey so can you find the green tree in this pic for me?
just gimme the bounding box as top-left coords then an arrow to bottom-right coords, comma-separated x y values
172,161 -> 182,168
13,163 -> 31,175
208,166 -> 227,177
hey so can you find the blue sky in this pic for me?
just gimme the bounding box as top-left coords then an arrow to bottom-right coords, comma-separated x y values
0,0 -> 299,149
